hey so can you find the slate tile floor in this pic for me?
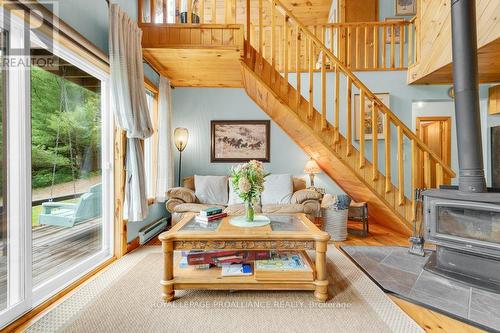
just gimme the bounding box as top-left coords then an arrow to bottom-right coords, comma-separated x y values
341,246 -> 500,332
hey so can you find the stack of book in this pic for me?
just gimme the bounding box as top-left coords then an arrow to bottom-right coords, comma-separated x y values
195,207 -> 227,223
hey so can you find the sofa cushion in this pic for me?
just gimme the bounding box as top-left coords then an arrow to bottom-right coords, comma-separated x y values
173,203 -> 226,213
166,187 -> 196,203
262,204 -> 304,214
227,178 -> 245,205
194,175 -> 228,205
291,189 -> 322,204
261,174 -> 293,205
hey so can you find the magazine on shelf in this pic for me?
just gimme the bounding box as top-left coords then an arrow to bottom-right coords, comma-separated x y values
221,263 -> 253,277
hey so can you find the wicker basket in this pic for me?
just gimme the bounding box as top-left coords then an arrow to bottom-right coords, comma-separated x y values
323,209 -> 348,241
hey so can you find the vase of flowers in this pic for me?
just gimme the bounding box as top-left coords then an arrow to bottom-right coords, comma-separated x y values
230,160 -> 268,222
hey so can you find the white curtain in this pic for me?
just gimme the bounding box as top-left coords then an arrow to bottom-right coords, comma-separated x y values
109,4 -> 153,221
155,76 -> 175,201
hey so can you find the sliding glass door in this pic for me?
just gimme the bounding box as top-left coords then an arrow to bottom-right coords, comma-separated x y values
30,45 -> 106,292
0,7 -> 113,327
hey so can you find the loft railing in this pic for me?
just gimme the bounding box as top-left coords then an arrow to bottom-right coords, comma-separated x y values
243,0 -> 455,216
138,0 -> 251,24
305,20 -> 415,71
138,0 -> 419,71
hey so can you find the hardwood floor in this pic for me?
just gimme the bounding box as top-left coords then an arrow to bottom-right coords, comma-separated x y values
147,222 -> 484,333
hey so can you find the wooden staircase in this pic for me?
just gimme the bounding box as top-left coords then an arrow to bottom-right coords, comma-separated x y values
239,0 -> 455,235
242,44 -> 414,234
138,0 -> 456,235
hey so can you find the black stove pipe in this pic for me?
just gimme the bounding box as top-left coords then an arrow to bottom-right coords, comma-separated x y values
451,0 -> 487,193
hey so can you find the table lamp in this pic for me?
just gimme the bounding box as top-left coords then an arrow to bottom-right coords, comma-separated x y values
174,127 -> 189,187
304,158 -> 321,188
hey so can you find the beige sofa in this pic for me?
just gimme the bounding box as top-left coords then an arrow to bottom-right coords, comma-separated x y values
166,176 -> 322,225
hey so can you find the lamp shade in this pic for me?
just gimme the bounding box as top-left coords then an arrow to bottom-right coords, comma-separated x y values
174,127 -> 189,152
304,158 -> 321,174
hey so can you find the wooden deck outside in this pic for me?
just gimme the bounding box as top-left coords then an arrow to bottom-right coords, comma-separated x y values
0,218 -> 102,309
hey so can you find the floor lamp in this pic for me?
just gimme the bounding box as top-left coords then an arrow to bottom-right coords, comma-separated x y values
174,127 -> 189,187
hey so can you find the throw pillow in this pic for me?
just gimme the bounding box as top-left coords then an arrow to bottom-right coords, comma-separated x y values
261,174 -> 293,205
227,177 -> 245,205
194,175 -> 228,205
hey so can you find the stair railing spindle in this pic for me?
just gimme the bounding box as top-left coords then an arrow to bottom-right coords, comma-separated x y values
346,77 -> 352,156
359,90 -> 366,168
371,100 -> 378,180
384,112 -> 391,192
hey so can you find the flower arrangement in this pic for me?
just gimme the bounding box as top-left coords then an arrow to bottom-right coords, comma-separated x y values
230,160 -> 268,221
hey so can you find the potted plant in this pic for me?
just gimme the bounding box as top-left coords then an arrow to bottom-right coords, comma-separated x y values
230,160 -> 268,222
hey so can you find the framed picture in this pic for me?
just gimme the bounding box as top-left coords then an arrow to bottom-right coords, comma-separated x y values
385,18 -> 405,43
354,93 -> 390,141
395,0 -> 416,16
211,120 -> 270,162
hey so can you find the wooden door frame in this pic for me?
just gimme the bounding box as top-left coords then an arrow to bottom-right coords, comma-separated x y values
415,116 -> 452,187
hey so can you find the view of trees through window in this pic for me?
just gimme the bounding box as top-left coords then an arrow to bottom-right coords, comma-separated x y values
31,66 -> 101,190
31,49 -> 104,288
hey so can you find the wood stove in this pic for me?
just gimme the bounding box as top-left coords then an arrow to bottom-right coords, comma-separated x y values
423,189 -> 500,292
422,0 -> 500,293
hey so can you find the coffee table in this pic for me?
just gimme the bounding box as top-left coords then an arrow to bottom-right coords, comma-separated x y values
158,213 -> 330,302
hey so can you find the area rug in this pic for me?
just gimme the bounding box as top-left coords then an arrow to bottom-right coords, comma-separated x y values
341,246 -> 500,332
25,246 -> 423,333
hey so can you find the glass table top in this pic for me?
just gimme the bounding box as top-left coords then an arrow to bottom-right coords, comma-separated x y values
178,215 -> 308,232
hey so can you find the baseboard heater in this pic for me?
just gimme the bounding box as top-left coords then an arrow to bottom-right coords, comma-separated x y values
138,218 -> 168,245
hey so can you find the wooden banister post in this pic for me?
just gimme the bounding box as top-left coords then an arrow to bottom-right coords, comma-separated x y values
346,77 -> 352,156
384,113 -> 391,192
397,126 -> 404,206
334,64 -> 340,144
371,100 -> 378,180
359,90 -> 366,168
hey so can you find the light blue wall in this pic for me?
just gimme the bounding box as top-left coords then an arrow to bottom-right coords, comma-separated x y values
172,88 -> 344,194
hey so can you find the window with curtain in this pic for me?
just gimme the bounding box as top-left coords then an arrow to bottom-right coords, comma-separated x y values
144,89 -> 157,200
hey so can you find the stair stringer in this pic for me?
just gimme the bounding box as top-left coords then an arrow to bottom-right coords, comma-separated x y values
241,50 -> 414,236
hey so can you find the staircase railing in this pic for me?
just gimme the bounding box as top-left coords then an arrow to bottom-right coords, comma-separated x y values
304,20 -> 412,71
244,0 -> 455,215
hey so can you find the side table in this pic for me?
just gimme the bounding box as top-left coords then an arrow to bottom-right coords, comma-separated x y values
347,201 -> 369,237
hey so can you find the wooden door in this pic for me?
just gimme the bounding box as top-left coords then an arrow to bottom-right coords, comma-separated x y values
416,117 -> 452,188
339,0 -> 378,69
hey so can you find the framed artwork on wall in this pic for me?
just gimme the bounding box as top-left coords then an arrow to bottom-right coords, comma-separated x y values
354,93 -> 390,141
385,18 -> 405,43
395,0 -> 416,16
211,120 -> 271,162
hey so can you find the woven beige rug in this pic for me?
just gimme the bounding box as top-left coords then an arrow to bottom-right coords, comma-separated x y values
25,246 -> 423,333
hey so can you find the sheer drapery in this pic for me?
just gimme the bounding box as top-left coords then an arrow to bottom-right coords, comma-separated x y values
155,76 -> 174,201
109,4 -> 153,221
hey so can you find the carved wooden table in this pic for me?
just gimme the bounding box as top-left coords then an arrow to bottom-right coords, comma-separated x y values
158,213 -> 331,302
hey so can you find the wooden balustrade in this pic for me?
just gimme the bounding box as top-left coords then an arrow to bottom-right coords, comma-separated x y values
307,20 -> 412,71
